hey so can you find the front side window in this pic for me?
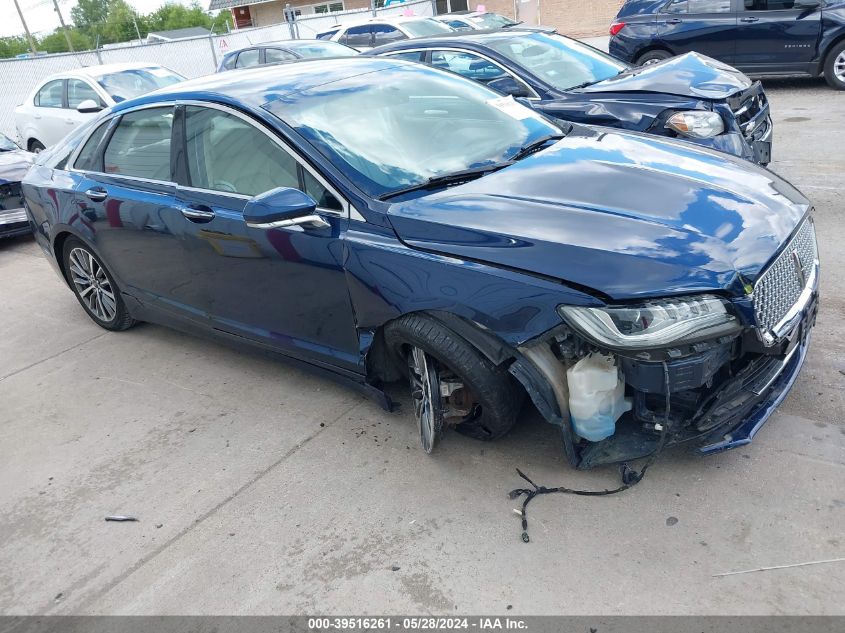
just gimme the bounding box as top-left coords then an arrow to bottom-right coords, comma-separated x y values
342,25 -> 373,48
467,13 -> 519,28
74,120 -> 111,171
372,25 -> 408,46
266,64 -> 560,197
96,67 -> 183,103
264,48 -> 298,64
35,80 -> 64,108
222,53 -> 238,70
741,1 -> 797,9
103,108 -> 173,180
666,0 -> 733,13
184,106 -> 299,197
236,49 -> 261,68
430,50 -> 510,82
67,79 -> 101,109
487,32 -> 627,91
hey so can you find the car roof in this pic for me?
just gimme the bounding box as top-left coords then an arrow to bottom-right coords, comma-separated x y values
224,38 -> 334,54
370,28 -> 543,49
115,57 -> 410,112
339,15 -> 442,28
45,62 -> 167,82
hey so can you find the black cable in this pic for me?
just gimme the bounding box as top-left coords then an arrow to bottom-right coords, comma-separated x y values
510,361 -> 672,543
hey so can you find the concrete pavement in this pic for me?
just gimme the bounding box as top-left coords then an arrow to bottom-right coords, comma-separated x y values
0,78 -> 843,616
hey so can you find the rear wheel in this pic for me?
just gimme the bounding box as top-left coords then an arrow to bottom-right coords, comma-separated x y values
28,139 -> 45,153
63,237 -> 136,331
636,49 -> 672,66
384,314 -> 524,452
823,41 -> 845,90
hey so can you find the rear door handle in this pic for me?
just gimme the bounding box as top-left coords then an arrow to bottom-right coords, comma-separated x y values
740,16 -> 760,23
65,119 -> 75,124
84,188 -> 108,202
180,205 -> 215,222
666,18 -> 682,24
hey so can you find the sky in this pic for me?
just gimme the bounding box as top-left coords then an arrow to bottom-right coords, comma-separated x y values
4,0 -> 202,39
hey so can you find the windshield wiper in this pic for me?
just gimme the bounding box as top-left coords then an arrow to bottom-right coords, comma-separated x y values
509,133 -> 568,162
378,163 -> 511,201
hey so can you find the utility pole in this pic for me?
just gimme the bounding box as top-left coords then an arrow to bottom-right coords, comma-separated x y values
131,13 -> 143,44
52,0 -> 74,52
12,0 -> 38,56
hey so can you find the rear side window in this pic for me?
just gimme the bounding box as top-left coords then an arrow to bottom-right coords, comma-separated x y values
35,80 -> 64,108
385,51 -> 425,62
222,53 -> 238,70
236,49 -> 261,68
666,0 -> 732,12
372,25 -> 408,46
74,120 -> 111,171
342,25 -> 372,48
264,48 -> 298,64
104,108 -> 173,180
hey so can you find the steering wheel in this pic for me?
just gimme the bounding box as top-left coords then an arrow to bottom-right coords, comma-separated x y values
212,180 -> 238,194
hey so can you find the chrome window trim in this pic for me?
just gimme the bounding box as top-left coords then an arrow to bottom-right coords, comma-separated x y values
382,47 -> 542,101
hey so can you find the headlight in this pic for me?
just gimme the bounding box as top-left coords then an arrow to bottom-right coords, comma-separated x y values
665,111 -> 725,139
558,295 -> 741,350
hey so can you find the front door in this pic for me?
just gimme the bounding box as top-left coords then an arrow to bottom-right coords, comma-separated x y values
172,104 -> 360,370
658,0 -> 739,64
733,1 -> 822,69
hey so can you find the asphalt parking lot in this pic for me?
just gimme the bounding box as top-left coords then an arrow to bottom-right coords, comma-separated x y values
1,76 -> 843,616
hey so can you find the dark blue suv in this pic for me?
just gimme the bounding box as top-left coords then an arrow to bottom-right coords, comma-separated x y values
609,0 -> 845,89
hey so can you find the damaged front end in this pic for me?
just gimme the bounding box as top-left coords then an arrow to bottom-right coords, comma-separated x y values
512,217 -> 820,469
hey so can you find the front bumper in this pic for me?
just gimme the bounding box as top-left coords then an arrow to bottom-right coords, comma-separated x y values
0,182 -> 31,239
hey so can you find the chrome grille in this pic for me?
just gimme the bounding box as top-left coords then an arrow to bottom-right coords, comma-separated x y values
754,218 -> 818,335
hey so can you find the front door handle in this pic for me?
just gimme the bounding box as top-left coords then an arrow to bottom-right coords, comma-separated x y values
84,188 -> 108,202
65,119 -> 75,125
246,214 -> 331,230
666,18 -> 682,24
180,205 -> 215,222
740,16 -> 760,23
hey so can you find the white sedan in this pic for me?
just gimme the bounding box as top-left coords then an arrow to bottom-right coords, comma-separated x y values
14,62 -> 184,152
318,17 -> 453,52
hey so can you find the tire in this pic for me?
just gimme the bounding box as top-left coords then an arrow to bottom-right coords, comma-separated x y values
823,41 -> 845,90
28,139 -> 45,153
62,237 -> 136,331
636,49 -> 672,66
384,314 -> 524,442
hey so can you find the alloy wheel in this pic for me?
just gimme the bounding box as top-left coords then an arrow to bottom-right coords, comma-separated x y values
407,346 -> 443,454
68,247 -> 117,322
835,51 -> 845,83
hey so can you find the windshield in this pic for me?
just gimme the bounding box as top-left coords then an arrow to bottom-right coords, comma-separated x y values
467,13 -> 518,28
96,67 -> 184,103
266,64 -> 560,198
290,41 -> 358,58
0,134 -> 18,151
487,32 -> 627,91
401,19 -> 455,37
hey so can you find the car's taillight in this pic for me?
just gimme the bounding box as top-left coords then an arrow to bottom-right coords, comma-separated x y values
609,22 -> 626,36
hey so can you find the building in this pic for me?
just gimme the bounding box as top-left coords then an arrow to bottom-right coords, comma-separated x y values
209,0 -> 372,30
208,0 -> 625,37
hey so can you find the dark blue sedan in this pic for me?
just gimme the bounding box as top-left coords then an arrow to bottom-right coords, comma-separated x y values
217,39 -> 358,72
21,59 -> 819,468
610,0 -> 845,90
368,30 -> 773,164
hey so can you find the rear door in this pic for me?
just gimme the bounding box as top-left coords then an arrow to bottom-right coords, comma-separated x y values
31,79 -> 69,147
71,105 -> 202,323
171,103 -> 360,368
658,0 -> 738,63
733,1 -> 822,69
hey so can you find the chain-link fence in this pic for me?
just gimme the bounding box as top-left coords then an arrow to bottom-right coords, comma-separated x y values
0,0 -> 435,141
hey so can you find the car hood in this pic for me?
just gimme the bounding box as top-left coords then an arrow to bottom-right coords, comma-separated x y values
577,52 -> 752,100
387,128 -> 809,300
0,149 -> 34,184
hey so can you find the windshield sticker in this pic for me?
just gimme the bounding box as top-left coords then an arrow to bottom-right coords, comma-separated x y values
486,95 -> 542,121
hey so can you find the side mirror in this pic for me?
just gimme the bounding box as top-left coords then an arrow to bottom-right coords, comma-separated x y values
76,99 -> 103,114
244,187 -> 328,230
793,0 -> 820,7
486,76 -> 530,98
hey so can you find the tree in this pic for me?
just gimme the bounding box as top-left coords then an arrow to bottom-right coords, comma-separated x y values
0,36 -> 29,59
70,0 -> 111,30
39,29 -> 94,54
